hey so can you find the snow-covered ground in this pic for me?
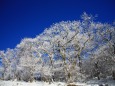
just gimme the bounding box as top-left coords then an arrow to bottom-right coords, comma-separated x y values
0,81 -> 66,86
0,79 -> 115,86
0,80 -> 94,86
86,78 -> 115,86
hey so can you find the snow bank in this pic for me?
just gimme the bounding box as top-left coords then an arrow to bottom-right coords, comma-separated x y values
0,80 -> 115,86
86,78 -> 115,86
0,81 -> 66,86
0,81 -> 87,86
0,81 -> 37,86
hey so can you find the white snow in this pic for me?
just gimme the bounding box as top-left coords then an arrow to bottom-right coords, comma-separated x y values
0,81 -> 66,86
0,81 -> 88,86
0,80 -> 115,86
86,78 -> 115,86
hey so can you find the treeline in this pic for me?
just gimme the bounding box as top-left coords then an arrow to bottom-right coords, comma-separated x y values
0,13 -> 115,83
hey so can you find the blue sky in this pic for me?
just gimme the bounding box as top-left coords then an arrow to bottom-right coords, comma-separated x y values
0,0 -> 115,50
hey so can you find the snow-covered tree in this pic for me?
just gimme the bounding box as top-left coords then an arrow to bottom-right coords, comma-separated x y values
16,38 -> 41,81
82,24 -> 115,80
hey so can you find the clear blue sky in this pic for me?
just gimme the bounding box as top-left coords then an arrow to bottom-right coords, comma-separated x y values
0,0 -> 115,50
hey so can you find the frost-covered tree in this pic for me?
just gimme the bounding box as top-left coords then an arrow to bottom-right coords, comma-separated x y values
82,24 -> 115,80
0,49 -> 17,80
16,38 -> 41,81
31,13 -> 101,83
